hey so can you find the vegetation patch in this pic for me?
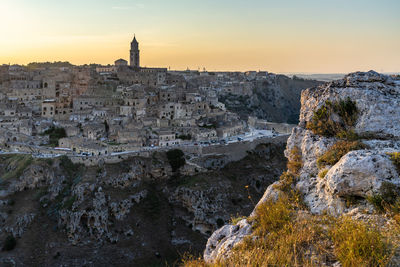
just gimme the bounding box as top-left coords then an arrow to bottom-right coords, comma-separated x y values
388,152 -> 400,174
1,154 -> 33,180
183,196 -> 394,267
273,146 -> 303,201
59,156 -> 84,179
41,127 -> 67,147
286,146 -> 302,176
177,134 -> 192,140
230,215 -> 246,225
367,182 -> 400,212
319,169 -> 329,179
331,217 -> 390,267
166,149 -> 185,172
317,140 -> 366,169
306,98 -> 359,138
2,235 -> 17,251
62,195 -> 77,210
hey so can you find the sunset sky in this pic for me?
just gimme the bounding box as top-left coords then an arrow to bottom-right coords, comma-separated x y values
0,0 -> 399,73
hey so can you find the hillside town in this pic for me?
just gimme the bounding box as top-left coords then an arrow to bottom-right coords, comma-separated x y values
0,36 -> 294,159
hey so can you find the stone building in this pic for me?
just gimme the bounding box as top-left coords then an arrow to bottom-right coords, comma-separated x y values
116,36 -> 167,86
158,131 -> 180,147
115,59 -> 128,67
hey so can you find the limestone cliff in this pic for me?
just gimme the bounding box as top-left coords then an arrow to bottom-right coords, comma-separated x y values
218,75 -> 323,123
204,71 -> 400,263
0,141 -> 287,266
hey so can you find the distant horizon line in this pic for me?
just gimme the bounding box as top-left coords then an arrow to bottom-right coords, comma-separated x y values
1,61 -> 399,75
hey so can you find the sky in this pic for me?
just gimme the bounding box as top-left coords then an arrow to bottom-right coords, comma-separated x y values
0,0 -> 399,73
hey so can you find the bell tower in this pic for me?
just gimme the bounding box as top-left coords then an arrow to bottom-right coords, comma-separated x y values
130,35 -> 140,68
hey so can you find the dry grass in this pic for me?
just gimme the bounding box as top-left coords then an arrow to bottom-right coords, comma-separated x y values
182,185 -> 399,267
331,217 -> 391,267
182,198 -> 395,267
183,196 -> 334,267
318,169 -> 329,179
388,152 -> 400,174
287,146 -> 303,176
317,140 -> 366,169
230,215 -> 247,225
273,146 -> 303,194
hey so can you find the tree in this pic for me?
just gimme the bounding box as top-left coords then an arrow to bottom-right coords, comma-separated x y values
166,149 -> 185,172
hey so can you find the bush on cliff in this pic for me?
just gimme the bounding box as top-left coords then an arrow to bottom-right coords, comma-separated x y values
317,140 -> 366,169
367,182 -> 400,213
388,152 -> 400,174
306,98 -> 358,138
286,146 -> 302,176
166,149 -> 185,172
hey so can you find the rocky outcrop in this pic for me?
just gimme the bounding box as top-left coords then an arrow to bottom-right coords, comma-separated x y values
4,213 -> 35,238
204,71 -> 400,263
204,219 -> 252,262
169,187 -> 227,235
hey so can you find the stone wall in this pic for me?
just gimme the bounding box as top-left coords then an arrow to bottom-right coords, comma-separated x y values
68,135 -> 288,167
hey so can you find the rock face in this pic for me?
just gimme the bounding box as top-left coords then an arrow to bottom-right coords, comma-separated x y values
218,74 -> 323,123
0,141 -> 287,266
204,219 -> 252,262
204,71 -> 400,263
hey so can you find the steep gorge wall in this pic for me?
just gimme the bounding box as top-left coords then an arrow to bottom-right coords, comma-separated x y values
203,71 -> 400,263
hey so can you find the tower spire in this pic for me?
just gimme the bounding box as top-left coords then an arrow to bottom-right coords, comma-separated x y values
130,35 -> 140,68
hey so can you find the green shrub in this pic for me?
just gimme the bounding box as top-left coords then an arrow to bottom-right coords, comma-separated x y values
332,97 -> 358,126
306,98 -> 358,138
336,129 -> 360,141
3,235 -> 16,251
42,127 -> 67,147
317,140 -> 366,169
230,215 -> 246,225
367,195 -> 385,212
367,182 -> 400,212
331,217 -> 390,267
166,149 -> 185,172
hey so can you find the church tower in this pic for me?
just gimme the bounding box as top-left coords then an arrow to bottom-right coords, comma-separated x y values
130,35 -> 140,68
